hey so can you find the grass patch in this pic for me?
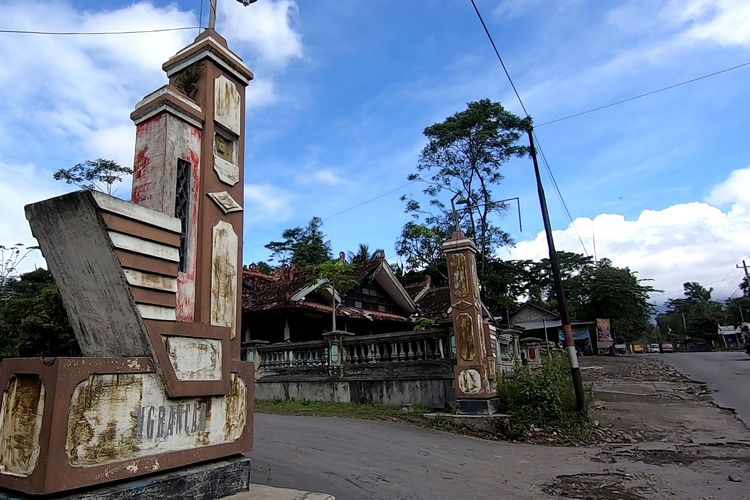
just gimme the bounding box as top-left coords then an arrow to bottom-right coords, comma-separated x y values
255,399 -> 432,420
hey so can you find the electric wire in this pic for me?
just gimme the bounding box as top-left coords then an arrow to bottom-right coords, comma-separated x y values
323,181 -> 415,221
468,0 -> 588,256
469,0 -> 529,117
0,27 -> 201,36
198,0 -> 205,35
533,131 -> 589,256
537,61 -> 750,127
244,180 -> 418,253
650,270 -> 742,297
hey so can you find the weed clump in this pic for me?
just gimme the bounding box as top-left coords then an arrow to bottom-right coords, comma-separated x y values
500,356 -> 592,442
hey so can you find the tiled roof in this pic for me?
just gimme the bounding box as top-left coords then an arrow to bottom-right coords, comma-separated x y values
242,264 -> 314,310
404,275 -> 431,300
243,259 -> 453,325
415,286 -> 451,323
242,258 -> 410,323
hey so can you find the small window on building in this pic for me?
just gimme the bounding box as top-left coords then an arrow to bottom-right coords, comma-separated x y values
378,305 -> 386,312
354,301 -> 362,309
175,159 -> 191,272
215,132 -> 235,163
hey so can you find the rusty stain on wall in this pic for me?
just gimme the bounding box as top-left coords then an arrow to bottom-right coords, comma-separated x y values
0,375 -> 45,477
210,221 -> 238,339
164,336 -> 222,381
65,373 -> 245,468
456,314 -> 475,362
66,374 -> 143,466
224,374 -> 246,441
448,254 -> 469,298
214,75 -> 241,135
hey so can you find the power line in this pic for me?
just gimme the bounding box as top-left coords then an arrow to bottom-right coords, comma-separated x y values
468,0 -> 588,256
469,0 -> 529,117
199,0 -> 205,35
537,60 -> 750,127
0,26 -> 201,36
533,132 -> 589,256
244,181 -> 417,253
323,181 -> 415,221
650,271 -> 741,297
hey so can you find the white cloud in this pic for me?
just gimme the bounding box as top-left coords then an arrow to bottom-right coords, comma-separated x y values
220,0 -> 303,68
0,162 -> 69,273
671,0 -> 750,47
246,78 -> 279,108
245,183 -> 295,224
295,168 -> 349,186
507,166 -> 750,302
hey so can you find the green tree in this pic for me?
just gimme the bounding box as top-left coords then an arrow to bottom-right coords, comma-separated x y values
566,259 -> 657,343
348,243 -> 384,264
265,217 -> 332,267
395,222 -> 451,283
399,99 -> 531,277
725,296 -> 750,325
312,259 -> 359,332
658,281 -> 726,348
53,158 -> 133,196
0,268 -> 78,359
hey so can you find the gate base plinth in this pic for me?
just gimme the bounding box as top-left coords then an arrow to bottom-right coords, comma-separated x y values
456,397 -> 501,415
0,456 -> 251,500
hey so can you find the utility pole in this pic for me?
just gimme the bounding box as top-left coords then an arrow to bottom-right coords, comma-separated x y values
737,260 -> 750,294
527,128 -> 585,411
682,312 -> 688,340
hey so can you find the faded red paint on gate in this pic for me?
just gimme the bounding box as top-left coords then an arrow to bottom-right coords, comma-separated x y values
176,141 -> 201,322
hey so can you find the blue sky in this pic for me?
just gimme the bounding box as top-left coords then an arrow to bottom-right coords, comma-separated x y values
2,0 -> 750,302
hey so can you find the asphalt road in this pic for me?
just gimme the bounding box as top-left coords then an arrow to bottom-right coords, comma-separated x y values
659,351 -> 750,426
248,413 -> 596,500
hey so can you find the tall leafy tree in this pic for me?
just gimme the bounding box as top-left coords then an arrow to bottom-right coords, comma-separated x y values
395,222 -> 451,283
53,158 -> 133,196
265,217 -> 332,267
398,99 -> 531,277
657,281 -> 726,347
725,296 -> 750,325
348,243 -> 384,264
0,269 -> 78,359
566,258 -> 657,343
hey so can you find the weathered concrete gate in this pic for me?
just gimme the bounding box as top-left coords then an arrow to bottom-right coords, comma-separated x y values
0,30 -> 254,496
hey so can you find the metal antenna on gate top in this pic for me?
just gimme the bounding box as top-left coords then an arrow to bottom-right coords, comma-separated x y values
208,0 -> 259,31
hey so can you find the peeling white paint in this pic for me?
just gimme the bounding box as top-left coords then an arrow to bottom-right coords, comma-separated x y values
214,75 -> 241,135
164,336 -> 222,381
213,155 -> 240,186
66,373 -> 247,467
109,232 -> 180,263
93,191 -> 181,233
207,192 -> 243,214
0,376 -> 45,477
210,221 -> 238,339
124,269 -> 178,293
137,304 -> 177,321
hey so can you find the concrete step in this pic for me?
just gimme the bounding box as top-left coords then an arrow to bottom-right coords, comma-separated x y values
226,485 -> 334,499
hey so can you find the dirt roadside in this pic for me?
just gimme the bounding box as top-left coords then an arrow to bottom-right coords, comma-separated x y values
540,354 -> 750,499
